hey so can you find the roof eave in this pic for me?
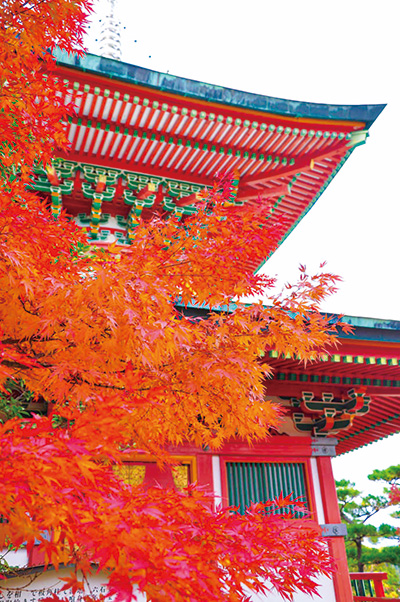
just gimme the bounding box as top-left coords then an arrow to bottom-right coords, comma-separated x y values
54,49 -> 386,129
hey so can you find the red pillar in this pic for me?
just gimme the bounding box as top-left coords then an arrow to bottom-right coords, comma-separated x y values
317,456 -> 353,602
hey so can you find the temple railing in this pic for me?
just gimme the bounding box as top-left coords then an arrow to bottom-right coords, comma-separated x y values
351,571 -> 400,601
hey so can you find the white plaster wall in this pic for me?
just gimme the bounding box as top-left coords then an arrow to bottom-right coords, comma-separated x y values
245,573 -> 336,601
212,454 -> 222,509
0,568 -> 145,602
310,457 -> 326,524
1,548 -> 28,569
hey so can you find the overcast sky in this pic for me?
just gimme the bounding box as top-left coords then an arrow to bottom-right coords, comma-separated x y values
85,0 -> 400,515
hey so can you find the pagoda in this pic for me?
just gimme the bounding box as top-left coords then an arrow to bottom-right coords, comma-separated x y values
7,37 -> 399,602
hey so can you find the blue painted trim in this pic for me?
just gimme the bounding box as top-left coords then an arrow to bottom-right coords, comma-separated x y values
54,50 -> 385,129
176,300 -> 400,342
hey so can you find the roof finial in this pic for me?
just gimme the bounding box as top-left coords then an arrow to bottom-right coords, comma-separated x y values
99,0 -> 121,61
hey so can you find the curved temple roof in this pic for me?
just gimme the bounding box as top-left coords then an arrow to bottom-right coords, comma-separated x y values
55,49 -> 384,129
265,314 -> 400,455
45,49 -> 385,270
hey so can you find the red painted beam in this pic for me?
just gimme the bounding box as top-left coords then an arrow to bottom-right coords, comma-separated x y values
264,381 -> 400,398
239,142 -> 349,189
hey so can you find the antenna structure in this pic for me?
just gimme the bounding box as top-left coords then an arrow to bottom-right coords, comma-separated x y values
99,0 -> 121,61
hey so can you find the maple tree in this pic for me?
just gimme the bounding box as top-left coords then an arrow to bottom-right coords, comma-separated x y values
0,2 -> 350,601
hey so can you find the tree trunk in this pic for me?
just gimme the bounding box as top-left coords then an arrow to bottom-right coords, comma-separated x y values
356,538 -> 364,572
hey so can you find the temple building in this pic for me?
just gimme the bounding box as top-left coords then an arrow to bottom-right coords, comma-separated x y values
4,46 -> 400,602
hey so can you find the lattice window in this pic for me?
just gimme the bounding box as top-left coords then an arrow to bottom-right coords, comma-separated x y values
226,461 -> 309,518
113,461 -> 192,491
